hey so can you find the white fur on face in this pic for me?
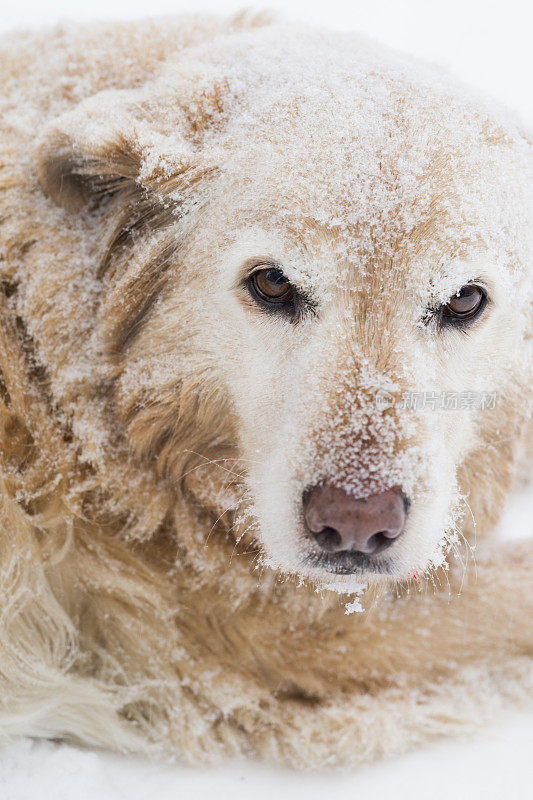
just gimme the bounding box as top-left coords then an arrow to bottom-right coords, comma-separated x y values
142,28 -> 531,591
183,219 -> 526,592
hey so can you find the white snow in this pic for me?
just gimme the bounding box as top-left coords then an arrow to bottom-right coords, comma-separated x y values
0,705 -> 532,800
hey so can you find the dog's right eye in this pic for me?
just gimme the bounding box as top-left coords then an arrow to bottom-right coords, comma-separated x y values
248,268 -> 294,306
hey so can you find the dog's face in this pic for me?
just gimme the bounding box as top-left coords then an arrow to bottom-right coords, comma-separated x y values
40,27 -> 532,591
180,153 -> 528,591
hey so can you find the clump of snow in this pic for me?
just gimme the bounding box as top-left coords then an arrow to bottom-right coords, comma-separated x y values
344,596 -> 365,615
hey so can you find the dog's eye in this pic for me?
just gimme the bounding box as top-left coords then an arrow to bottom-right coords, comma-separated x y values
440,284 -> 487,323
249,268 -> 294,305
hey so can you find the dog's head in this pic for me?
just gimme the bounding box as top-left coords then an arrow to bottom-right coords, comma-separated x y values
38,24 -> 532,591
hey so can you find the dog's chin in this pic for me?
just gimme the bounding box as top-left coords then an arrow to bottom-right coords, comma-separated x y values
265,546 -> 398,592
260,531 -> 403,589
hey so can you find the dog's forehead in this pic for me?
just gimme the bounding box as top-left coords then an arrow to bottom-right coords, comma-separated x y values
189,28 -> 530,282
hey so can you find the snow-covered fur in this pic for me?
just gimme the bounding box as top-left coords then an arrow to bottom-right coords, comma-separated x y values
0,13 -> 532,766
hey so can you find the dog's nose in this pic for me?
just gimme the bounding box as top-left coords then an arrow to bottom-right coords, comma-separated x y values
303,484 -> 407,555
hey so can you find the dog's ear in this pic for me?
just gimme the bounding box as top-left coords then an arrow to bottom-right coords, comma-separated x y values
36,88 -> 199,214
36,86 -> 220,354
37,128 -> 144,214
35,62 -> 232,218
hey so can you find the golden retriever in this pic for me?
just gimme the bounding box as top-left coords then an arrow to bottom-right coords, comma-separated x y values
0,11 -> 531,766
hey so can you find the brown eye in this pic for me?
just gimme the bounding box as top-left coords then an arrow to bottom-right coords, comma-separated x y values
250,268 -> 294,304
442,284 -> 486,321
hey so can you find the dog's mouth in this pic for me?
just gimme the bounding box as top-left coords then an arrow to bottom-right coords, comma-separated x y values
302,549 -> 394,576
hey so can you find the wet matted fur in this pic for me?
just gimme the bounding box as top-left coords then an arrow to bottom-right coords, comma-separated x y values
0,13 -> 532,766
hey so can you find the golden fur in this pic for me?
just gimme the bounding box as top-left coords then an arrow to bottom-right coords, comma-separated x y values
0,13 -> 532,766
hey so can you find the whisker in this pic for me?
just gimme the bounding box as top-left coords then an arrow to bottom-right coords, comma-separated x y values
203,490 -> 250,548
179,459 -> 245,482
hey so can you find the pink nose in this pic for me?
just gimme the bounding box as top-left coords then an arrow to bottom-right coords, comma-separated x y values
303,484 -> 407,555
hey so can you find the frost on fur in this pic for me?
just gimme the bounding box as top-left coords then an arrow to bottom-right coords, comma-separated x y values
0,13 -> 532,767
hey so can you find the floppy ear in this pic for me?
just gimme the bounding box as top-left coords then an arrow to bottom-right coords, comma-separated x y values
37,131 -> 140,215
36,88 -> 153,214
36,71 -> 226,215
36,82 -> 223,265
36,87 -> 218,349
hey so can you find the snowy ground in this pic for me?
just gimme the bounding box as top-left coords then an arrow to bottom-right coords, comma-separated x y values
1,1 -> 532,798
1,708 -> 533,800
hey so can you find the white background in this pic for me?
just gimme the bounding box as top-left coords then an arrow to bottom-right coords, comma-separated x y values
2,0 -> 533,124
0,2 -> 532,798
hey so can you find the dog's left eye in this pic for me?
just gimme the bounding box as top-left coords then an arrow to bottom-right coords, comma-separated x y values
248,268 -> 294,306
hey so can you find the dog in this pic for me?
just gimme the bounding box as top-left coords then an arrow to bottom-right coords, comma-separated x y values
0,11 -> 532,766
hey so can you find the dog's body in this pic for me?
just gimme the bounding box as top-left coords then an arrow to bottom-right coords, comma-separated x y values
0,13 -> 532,766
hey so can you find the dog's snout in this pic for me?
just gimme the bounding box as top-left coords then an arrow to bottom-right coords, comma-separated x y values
303,484 -> 407,556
